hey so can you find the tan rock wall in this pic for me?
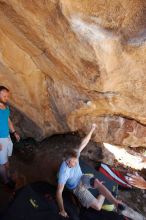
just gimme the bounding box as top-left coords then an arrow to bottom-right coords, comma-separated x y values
0,0 -> 146,145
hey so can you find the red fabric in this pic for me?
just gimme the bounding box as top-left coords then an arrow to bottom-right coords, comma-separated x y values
98,164 -> 131,188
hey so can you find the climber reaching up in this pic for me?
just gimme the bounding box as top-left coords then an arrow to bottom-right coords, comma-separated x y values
56,123 -> 123,218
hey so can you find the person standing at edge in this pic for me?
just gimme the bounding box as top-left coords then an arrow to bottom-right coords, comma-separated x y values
0,86 -> 20,186
56,124 -> 122,218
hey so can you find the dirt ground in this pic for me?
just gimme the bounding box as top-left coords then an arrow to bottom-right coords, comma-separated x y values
0,133 -> 146,217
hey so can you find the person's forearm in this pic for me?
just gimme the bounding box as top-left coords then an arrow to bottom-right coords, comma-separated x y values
79,127 -> 95,152
82,128 -> 94,145
96,181 -> 118,206
8,118 -> 15,133
56,192 -> 65,212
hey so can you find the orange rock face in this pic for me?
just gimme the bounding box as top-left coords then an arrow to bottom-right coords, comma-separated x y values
0,0 -> 146,146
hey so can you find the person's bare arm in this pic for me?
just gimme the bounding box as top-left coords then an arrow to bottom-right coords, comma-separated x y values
78,124 -> 97,154
8,118 -> 15,133
56,184 -> 68,218
126,173 -> 146,189
8,118 -> 20,141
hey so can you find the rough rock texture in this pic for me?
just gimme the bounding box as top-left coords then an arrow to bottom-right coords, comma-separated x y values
0,0 -> 146,146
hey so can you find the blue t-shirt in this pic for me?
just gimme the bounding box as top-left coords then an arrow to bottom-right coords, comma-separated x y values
58,160 -> 83,190
0,106 -> 10,138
